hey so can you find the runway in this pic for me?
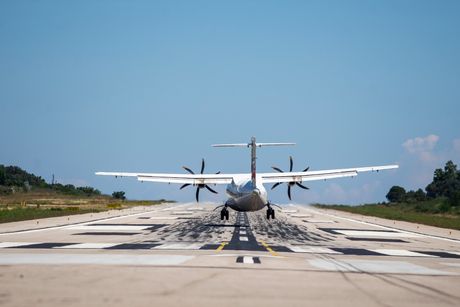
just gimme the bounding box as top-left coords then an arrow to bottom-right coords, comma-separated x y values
1,202 -> 460,307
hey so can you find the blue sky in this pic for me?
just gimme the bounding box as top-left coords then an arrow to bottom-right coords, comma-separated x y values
1,1 -> 459,204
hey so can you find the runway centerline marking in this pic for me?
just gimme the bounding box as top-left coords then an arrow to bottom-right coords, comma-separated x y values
236,256 -> 261,264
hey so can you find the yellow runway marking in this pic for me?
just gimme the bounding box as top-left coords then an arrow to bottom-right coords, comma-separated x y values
260,240 -> 278,256
216,242 -> 228,252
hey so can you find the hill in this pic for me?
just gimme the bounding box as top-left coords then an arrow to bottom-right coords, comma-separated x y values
0,165 -> 171,223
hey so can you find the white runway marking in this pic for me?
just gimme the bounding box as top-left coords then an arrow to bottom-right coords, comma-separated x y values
289,246 -> 341,254
303,206 -> 460,244
171,211 -> 194,215
70,225 -> 150,231
0,253 -> 194,266
371,249 -> 438,257
55,243 -> 118,249
290,214 -> 312,218
442,263 -> 460,267
239,236 -> 249,242
148,216 -> 178,220
153,243 -> 204,250
335,230 -> 420,238
0,242 -> 35,248
0,208 -> 160,236
240,230 -> 247,235
309,259 -> 454,275
304,219 -> 334,223
281,209 -> 298,213
243,256 -> 254,264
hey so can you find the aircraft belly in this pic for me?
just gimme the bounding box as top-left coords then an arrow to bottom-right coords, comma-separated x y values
227,193 -> 266,212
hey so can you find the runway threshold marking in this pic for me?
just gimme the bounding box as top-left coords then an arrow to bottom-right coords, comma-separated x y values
260,240 -> 278,256
216,242 -> 228,251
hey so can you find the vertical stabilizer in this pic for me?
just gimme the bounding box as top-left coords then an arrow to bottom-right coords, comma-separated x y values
250,137 -> 257,186
212,137 -> 295,187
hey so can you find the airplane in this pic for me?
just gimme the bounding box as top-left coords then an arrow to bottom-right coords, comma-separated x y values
96,137 -> 398,220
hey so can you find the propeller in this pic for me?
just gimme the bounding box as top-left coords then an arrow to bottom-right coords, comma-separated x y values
180,159 -> 219,202
271,156 -> 310,200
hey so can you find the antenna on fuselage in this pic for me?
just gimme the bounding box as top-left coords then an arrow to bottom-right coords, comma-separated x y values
212,137 -> 296,187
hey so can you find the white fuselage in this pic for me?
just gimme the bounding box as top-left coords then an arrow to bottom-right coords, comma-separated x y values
224,176 -> 268,212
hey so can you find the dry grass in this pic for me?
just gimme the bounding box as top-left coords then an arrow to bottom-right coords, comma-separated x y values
0,190 -> 173,223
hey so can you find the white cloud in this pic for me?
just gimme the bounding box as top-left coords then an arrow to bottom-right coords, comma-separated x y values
402,134 -> 439,162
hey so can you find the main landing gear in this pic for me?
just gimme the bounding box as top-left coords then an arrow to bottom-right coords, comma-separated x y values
266,206 -> 275,220
220,206 -> 229,220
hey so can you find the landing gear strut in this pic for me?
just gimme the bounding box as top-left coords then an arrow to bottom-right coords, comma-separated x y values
266,205 -> 275,220
220,206 -> 229,221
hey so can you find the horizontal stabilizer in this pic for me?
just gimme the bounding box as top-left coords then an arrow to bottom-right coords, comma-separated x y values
212,142 -> 295,147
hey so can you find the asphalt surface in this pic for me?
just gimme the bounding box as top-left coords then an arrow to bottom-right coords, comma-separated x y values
1,202 -> 460,307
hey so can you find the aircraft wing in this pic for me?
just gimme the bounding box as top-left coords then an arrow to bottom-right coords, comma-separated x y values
260,165 -> 399,184
95,172 -> 235,185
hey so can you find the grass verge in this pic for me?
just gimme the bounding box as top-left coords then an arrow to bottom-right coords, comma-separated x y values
0,207 -> 101,224
0,191 -> 174,224
314,202 -> 460,230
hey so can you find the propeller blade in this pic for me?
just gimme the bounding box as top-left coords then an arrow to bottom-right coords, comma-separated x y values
205,185 -> 218,194
180,184 -> 190,190
195,187 -> 200,202
271,182 -> 282,190
287,185 -> 292,200
272,166 -> 284,173
295,182 -> 310,190
200,158 -> 205,174
289,156 -> 293,172
183,166 -> 194,174
215,171 -> 221,174
303,167 -> 310,172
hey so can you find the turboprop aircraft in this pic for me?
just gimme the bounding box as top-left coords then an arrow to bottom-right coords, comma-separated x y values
96,137 -> 398,220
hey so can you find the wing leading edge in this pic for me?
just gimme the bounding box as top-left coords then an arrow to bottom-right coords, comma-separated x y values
260,164 -> 399,184
95,172 -> 235,185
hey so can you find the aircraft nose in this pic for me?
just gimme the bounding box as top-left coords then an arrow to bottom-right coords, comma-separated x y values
252,188 -> 260,195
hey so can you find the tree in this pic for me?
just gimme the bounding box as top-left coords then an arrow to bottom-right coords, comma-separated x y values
426,160 -> 460,199
414,188 -> 426,202
386,186 -> 406,203
112,191 -> 126,200
0,165 -> 5,185
77,186 -> 101,196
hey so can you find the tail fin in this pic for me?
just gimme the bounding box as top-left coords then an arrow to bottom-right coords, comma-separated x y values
212,137 -> 295,186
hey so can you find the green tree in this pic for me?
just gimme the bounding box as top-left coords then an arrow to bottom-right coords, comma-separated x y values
386,186 -> 406,203
414,188 -> 426,201
77,186 -> 101,196
0,165 -> 5,185
112,191 -> 126,200
426,160 -> 460,199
